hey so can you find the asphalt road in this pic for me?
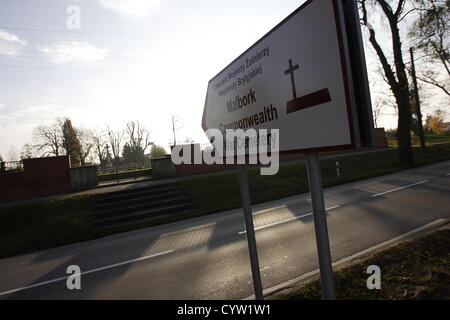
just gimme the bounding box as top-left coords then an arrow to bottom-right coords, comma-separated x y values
0,160 -> 449,300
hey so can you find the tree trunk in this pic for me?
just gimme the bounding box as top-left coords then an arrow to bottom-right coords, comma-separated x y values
377,0 -> 415,165
396,92 -> 414,165
410,47 -> 426,149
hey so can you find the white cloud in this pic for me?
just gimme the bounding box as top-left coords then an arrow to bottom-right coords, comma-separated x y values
38,41 -> 108,64
97,0 -> 161,18
0,29 -> 27,56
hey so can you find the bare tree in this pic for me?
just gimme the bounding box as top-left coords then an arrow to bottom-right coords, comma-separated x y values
372,98 -> 383,128
408,0 -> 450,96
360,0 -> 415,165
106,126 -> 124,164
33,122 -> 63,157
91,129 -> 108,166
125,120 -> 153,155
20,143 -> 34,160
7,146 -> 18,162
76,128 -> 93,166
171,115 -> 183,146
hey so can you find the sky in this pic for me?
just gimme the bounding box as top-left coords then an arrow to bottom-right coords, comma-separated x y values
0,0 -> 448,160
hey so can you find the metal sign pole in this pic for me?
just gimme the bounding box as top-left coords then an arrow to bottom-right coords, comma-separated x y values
305,152 -> 336,300
237,164 -> 264,300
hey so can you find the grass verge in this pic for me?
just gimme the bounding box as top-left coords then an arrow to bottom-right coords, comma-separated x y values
274,229 -> 450,300
0,195 -> 95,258
388,132 -> 450,147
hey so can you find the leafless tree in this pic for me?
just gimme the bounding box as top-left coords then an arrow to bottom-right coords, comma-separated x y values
125,120 -> 153,155
409,0 -> 449,96
171,115 -> 183,146
360,0 -> 415,165
33,122 -> 63,157
106,126 -> 124,164
20,143 -> 34,160
7,146 -> 18,162
76,128 -> 93,166
91,129 -> 109,166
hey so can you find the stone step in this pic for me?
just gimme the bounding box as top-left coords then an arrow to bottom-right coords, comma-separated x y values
93,190 -> 185,211
93,196 -> 191,218
92,185 -> 179,204
93,203 -> 195,228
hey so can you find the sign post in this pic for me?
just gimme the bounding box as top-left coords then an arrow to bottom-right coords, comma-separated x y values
306,152 -> 336,300
237,164 -> 264,300
202,0 -> 374,301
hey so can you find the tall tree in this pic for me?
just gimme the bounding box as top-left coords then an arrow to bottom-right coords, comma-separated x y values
409,47 -> 426,148
76,128 -> 93,166
125,120 -> 153,161
170,115 -> 183,146
425,109 -> 447,133
409,0 -> 449,95
91,129 -> 108,166
33,122 -> 62,157
150,144 -> 167,159
7,146 -> 18,162
61,118 -> 82,164
122,142 -> 144,163
360,0 -> 415,165
107,126 -> 124,164
20,143 -> 34,160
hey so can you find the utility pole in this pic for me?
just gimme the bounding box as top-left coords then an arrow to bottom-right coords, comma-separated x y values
172,115 -> 177,146
410,47 -> 426,149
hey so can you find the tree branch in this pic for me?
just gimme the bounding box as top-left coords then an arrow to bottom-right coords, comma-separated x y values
417,75 -> 450,96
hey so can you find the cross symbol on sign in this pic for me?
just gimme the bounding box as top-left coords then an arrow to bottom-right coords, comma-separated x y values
283,58 -> 332,114
284,58 -> 299,99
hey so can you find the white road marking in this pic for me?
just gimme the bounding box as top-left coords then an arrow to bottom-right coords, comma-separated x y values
0,250 -> 174,297
238,205 -> 340,235
371,180 -> 428,198
243,218 -> 446,300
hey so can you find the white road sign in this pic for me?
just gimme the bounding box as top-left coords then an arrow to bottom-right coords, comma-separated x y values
202,0 -> 357,153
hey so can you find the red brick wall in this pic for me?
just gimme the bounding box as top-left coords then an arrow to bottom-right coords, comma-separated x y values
374,128 -> 388,148
0,156 -> 71,202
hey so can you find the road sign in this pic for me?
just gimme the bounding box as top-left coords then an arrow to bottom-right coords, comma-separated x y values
202,0 -> 373,153
202,0 -> 374,300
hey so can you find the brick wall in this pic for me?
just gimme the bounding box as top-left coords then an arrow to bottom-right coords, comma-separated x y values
0,156 -> 71,202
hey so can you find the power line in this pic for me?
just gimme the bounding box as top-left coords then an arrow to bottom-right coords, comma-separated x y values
2,53 -> 149,62
0,26 -> 189,39
0,64 -> 122,72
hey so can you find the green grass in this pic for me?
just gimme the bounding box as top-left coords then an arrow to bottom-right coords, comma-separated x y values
0,195 -> 95,258
388,132 -> 450,147
1,143 -> 450,259
275,229 -> 450,300
178,143 -> 450,216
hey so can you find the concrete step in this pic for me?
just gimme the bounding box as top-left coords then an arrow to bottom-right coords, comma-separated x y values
90,180 -> 196,229
91,186 -> 179,204
93,190 -> 185,211
93,203 -> 195,228
91,182 -> 178,202
93,196 -> 191,218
